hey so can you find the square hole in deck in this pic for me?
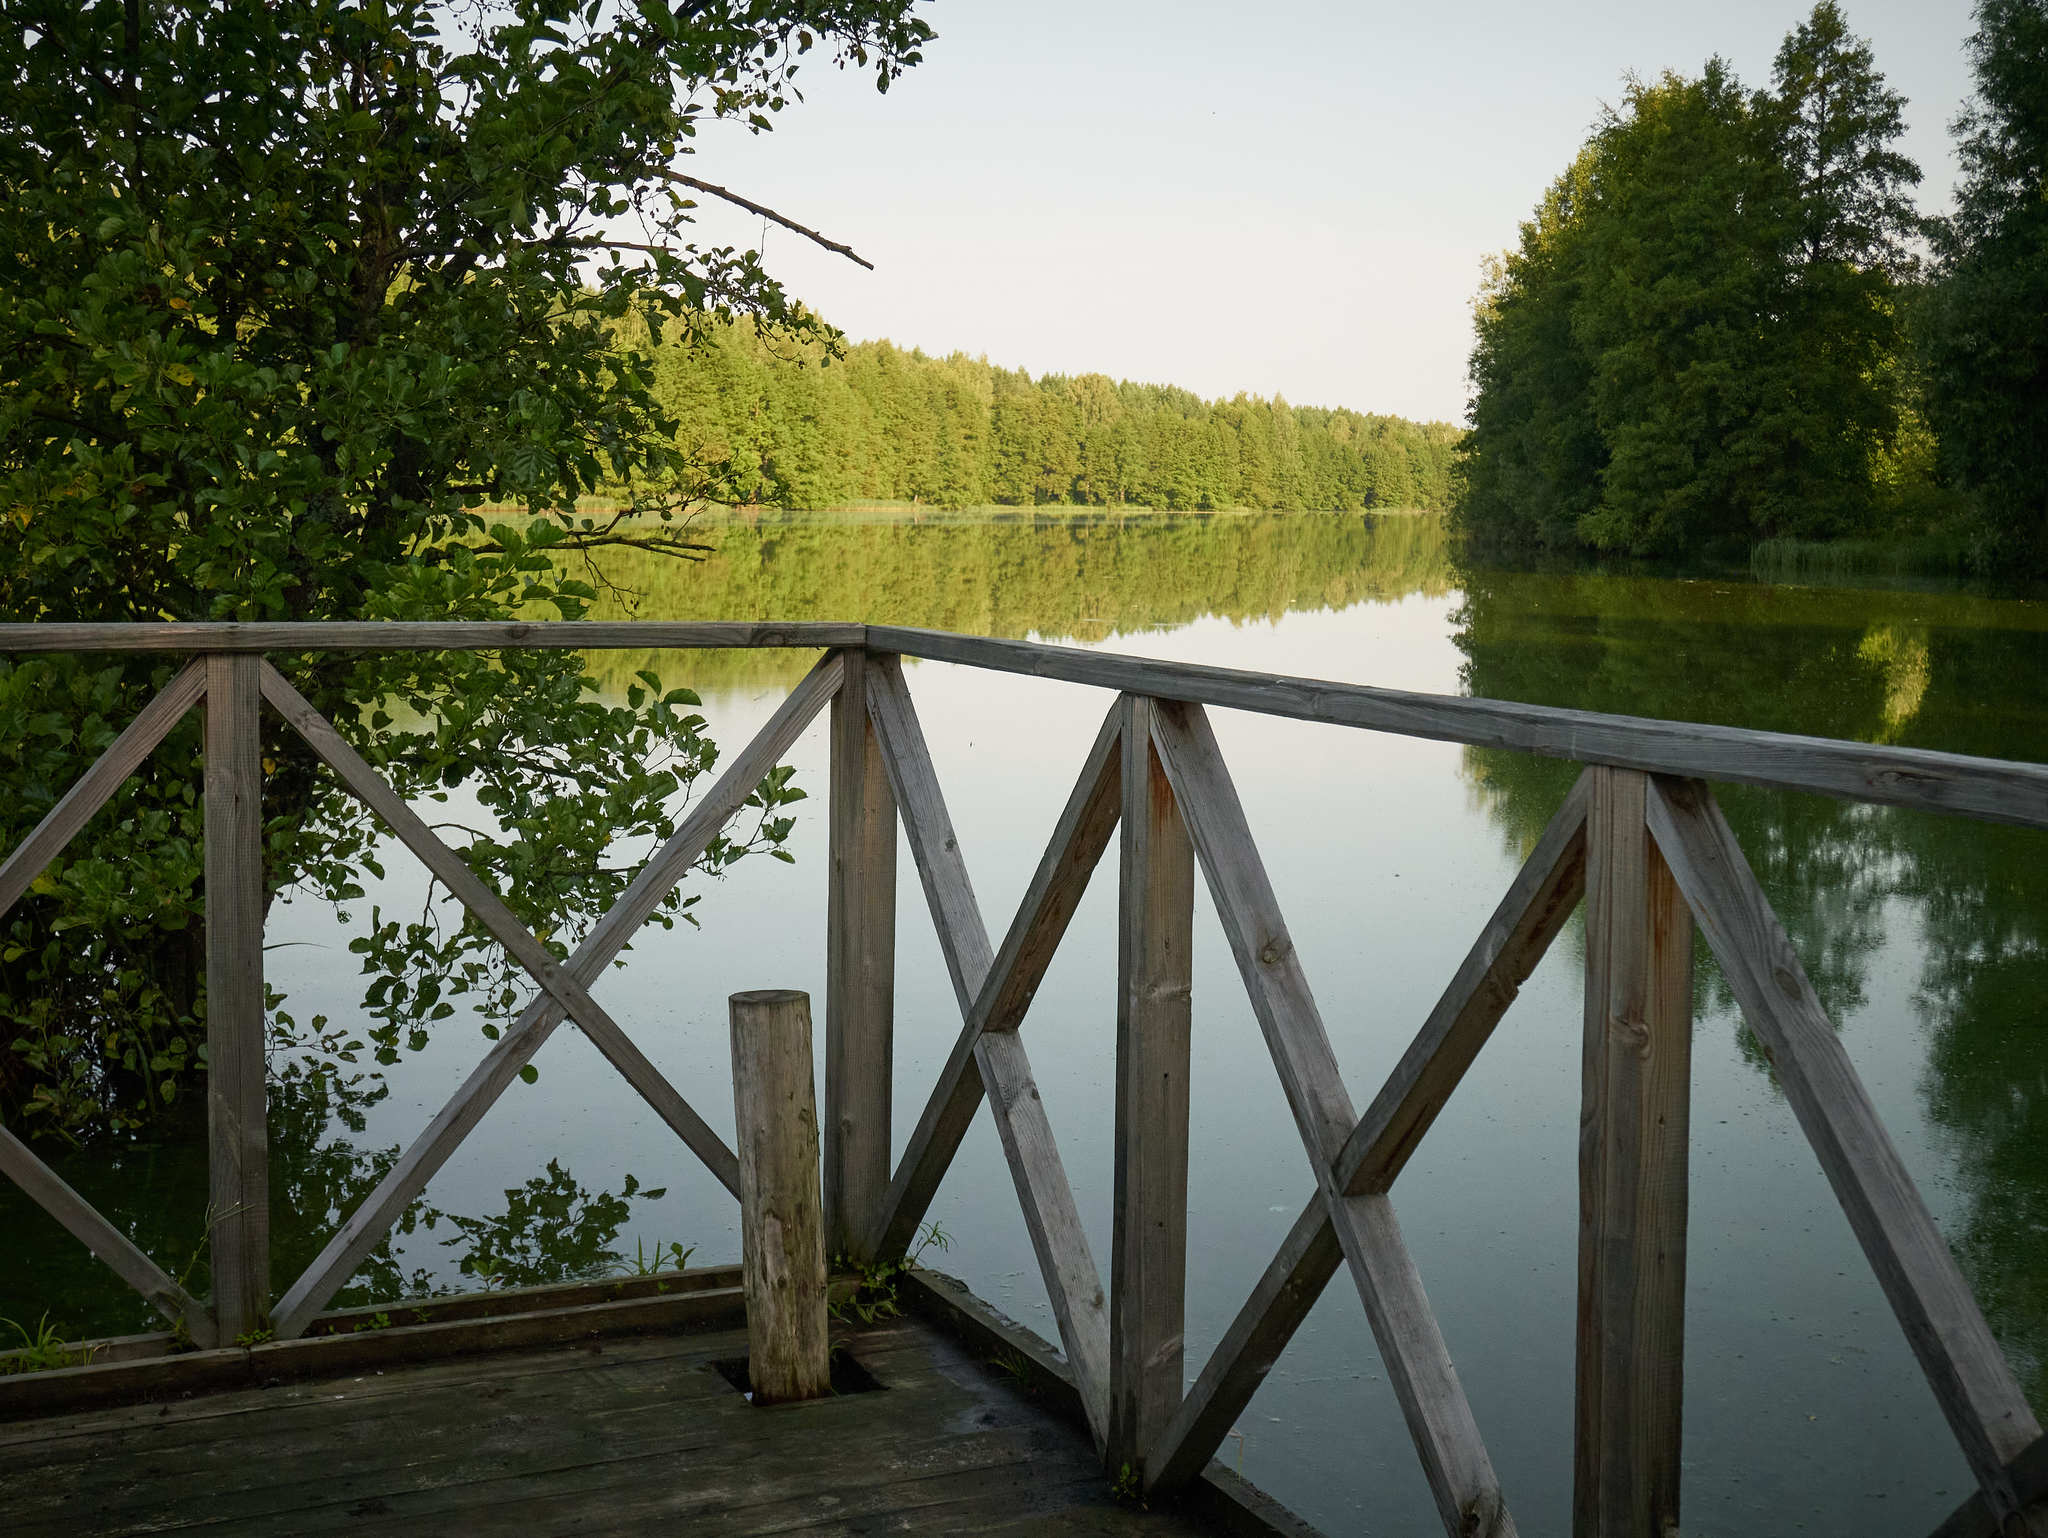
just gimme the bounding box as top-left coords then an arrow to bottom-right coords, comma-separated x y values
712,1348 -> 884,1403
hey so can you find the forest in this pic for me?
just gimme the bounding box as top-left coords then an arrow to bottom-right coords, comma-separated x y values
617,323 -> 1461,515
1458,0 -> 2048,574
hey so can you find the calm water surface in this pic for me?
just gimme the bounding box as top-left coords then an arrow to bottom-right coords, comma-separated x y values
6,512 -> 2046,1537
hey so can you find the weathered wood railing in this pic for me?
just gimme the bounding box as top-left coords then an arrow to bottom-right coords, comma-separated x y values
1,620 -> 2044,1538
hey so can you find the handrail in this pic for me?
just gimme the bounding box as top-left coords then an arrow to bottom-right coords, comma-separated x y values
0,621 -> 2042,1538
5,620 -> 2044,828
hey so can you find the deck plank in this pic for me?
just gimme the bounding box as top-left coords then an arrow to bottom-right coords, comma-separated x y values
3,1312 -> 1284,1538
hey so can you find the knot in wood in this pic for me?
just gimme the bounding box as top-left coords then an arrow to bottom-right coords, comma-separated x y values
1614,1012 -> 1653,1056
1772,963 -> 1802,1000
1257,934 -> 1292,967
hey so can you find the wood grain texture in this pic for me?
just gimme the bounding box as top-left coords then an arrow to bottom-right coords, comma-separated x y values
864,701 -> 1123,1261
269,654 -> 842,1340
0,1306 -> 1263,1538
204,654 -> 269,1340
0,620 -> 862,652
729,990 -> 831,1403
1574,769 -> 1692,1538
0,1125 -> 213,1345
0,659 -> 206,921
823,649 -> 898,1261
259,665 -> 741,1201
862,662 -> 1113,1447
1338,770 -> 1590,1195
870,624 -> 2048,831
1144,1196 -> 1340,1495
1110,697 -> 1196,1476
1647,775 -> 2042,1525
1147,699 -> 1516,1538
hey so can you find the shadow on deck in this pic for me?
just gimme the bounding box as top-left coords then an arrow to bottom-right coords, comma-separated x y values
0,1271 -> 1320,1538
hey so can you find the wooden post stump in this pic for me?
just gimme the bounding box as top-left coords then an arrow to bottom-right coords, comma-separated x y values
730,989 -> 831,1404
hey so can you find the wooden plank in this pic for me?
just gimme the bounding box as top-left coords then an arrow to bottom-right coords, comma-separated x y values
269,654 -> 843,1341
204,653 -> 269,1340
1334,1191 -> 1519,1538
864,699 -> 1123,1261
1574,768 -> 1692,1538
824,648 -> 898,1261
899,1268 -> 1326,1538
0,1125 -> 213,1345
861,655 -> 992,1008
1110,696 -> 1195,1478
1927,1433 -> 2048,1538
20,619 -> 2048,828
1145,1196 -> 1340,1495
0,1288 -> 752,1423
870,624 -> 2048,832
1337,771 -> 1590,1195
0,620 -> 863,653
1148,699 -> 1517,1538
729,989 -> 831,1403
0,658 -> 206,921
1143,700 -> 1355,1166
5,1265 -> 747,1384
1646,775 -> 2043,1525
861,661 -> 1113,1448
258,664 -> 741,1201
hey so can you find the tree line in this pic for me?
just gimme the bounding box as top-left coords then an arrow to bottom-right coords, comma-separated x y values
1458,0 -> 2048,574
618,324 -> 1461,514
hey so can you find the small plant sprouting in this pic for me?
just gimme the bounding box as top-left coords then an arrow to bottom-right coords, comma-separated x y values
347,1313 -> 393,1335
613,1239 -> 698,1279
1109,1462 -> 1145,1507
0,1313 -> 95,1375
830,1222 -> 950,1328
233,1326 -> 276,1346
986,1345 -> 1033,1387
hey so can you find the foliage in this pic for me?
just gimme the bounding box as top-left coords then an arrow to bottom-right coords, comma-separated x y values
431,1158 -> 664,1290
614,1237 -> 697,1277
0,1311 -> 94,1374
1458,4 -> 1925,558
1919,0 -> 2048,576
0,0 -> 927,1137
610,325 -> 1460,515
829,1219 -> 947,1326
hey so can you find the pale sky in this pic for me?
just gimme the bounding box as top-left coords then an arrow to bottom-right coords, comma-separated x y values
677,0 -> 1981,425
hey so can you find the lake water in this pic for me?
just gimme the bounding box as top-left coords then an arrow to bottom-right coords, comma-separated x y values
6,511 -> 2046,1536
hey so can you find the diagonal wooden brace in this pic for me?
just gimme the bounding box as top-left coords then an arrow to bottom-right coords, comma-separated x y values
864,689 -> 1123,1262
260,664 -> 739,1196
0,659 -> 207,921
268,653 -> 843,1340
863,657 -> 1115,1449
1148,698 -> 1518,1538
1648,774 -> 2042,1528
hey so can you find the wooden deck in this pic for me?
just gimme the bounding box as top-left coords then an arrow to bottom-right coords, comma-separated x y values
0,1295 -> 1312,1538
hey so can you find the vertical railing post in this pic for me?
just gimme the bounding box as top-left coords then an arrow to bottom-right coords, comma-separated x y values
204,653 -> 268,1339
824,647 -> 898,1262
730,988 -> 831,1403
1575,766 -> 1693,1536
1109,695 -> 1195,1478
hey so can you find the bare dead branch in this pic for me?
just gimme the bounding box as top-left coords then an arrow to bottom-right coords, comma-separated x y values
654,170 -> 875,270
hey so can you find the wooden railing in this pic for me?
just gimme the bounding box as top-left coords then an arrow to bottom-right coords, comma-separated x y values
1,620 -> 2044,1538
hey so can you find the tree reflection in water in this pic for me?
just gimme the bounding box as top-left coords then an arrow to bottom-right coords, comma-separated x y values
1453,561 -> 2048,1401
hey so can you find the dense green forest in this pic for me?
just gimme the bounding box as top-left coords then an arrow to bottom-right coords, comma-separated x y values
1459,0 -> 2048,574
611,323 -> 1460,514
